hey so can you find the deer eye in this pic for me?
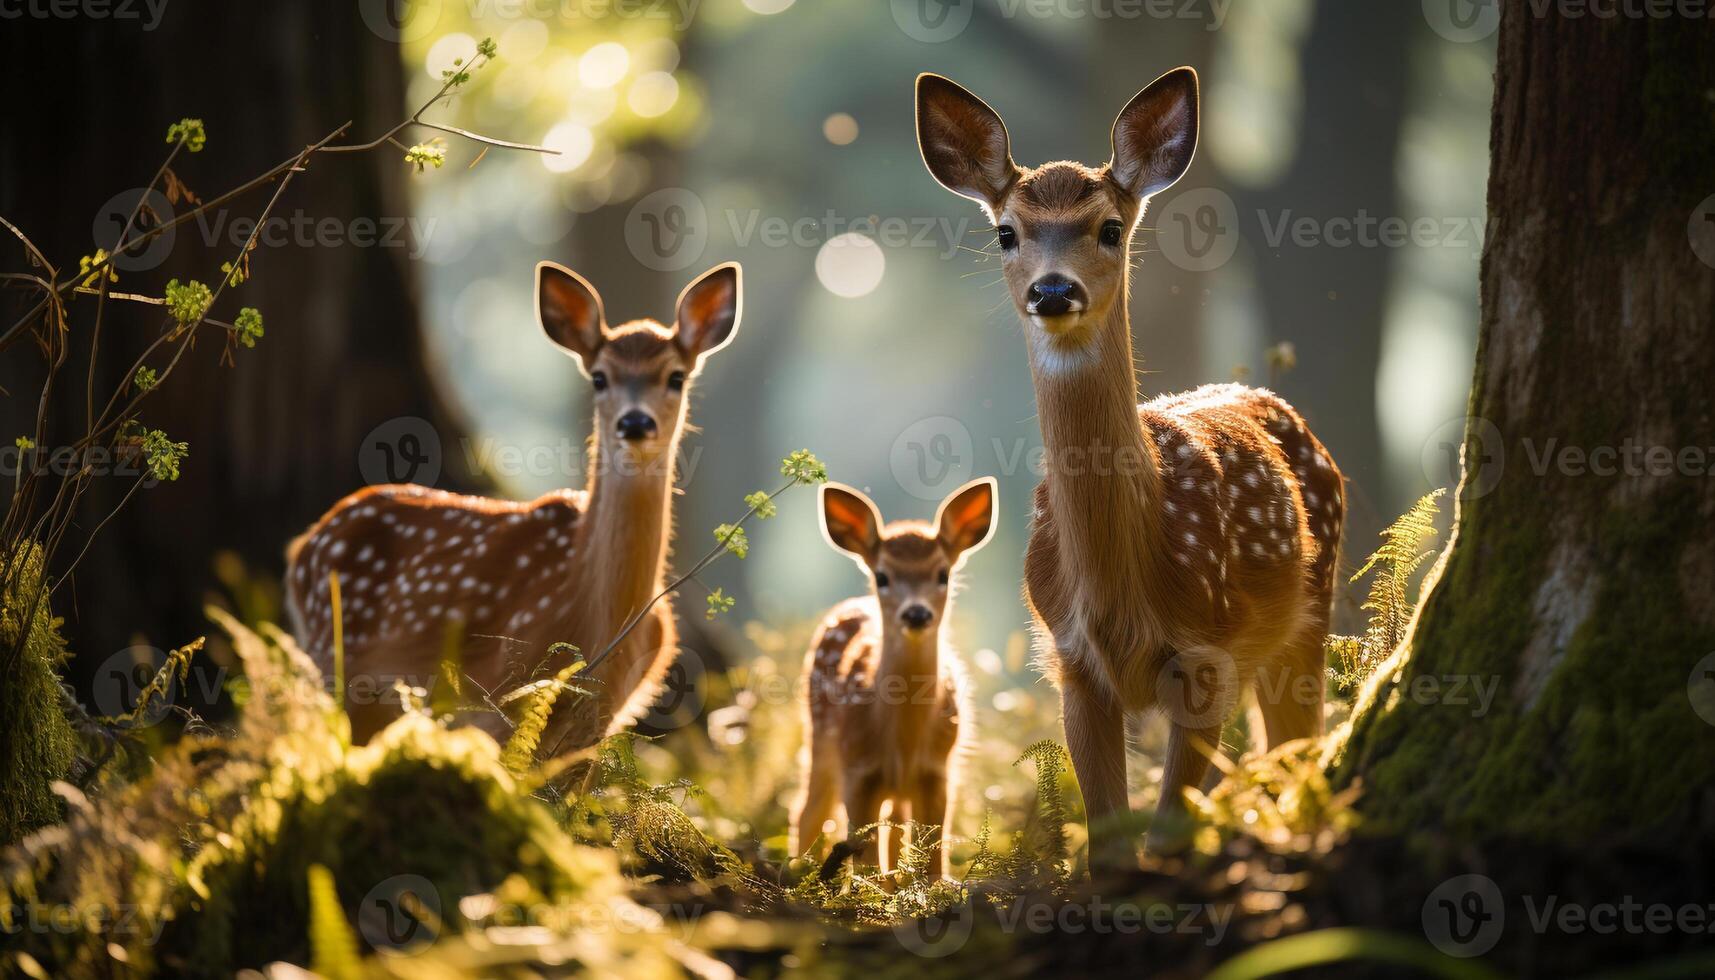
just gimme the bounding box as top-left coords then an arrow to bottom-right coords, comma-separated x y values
590,371 -> 609,391
873,571 -> 891,589
937,568 -> 950,586
1099,219 -> 1125,247
996,225 -> 1017,250
667,370 -> 686,392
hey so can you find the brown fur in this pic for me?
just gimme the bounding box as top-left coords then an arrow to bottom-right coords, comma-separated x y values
790,481 -> 994,878
284,264 -> 742,753
919,70 -> 1346,855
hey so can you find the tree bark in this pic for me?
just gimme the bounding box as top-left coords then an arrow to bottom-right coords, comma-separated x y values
0,6 -> 480,680
1332,6 -> 1715,842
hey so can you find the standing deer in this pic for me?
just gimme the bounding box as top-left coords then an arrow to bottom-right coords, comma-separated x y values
916,68 -> 1345,855
285,262 -> 743,751
790,478 -> 994,880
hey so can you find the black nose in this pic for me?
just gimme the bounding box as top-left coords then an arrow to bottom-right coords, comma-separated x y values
900,604 -> 934,630
616,410 -> 658,441
1028,275 -> 1084,317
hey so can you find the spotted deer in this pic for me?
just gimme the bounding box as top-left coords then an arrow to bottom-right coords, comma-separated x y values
790,478 -> 994,880
285,262 -> 743,751
917,68 -> 1345,855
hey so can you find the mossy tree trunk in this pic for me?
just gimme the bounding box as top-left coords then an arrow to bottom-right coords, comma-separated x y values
1332,7 -> 1715,841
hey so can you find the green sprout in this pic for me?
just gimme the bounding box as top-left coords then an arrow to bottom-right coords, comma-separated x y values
78,250 -> 118,288
714,523 -> 749,559
133,367 -> 158,393
781,449 -> 828,485
140,429 -> 188,482
163,279 -> 212,327
744,490 -> 777,519
165,118 -> 207,152
221,259 -> 248,287
404,139 -> 448,173
705,588 -> 736,620
15,436 -> 35,452
234,307 -> 264,348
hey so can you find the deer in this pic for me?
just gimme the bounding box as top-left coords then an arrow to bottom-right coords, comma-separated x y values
916,68 -> 1345,857
284,261 -> 743,753
789,477 -> 994,881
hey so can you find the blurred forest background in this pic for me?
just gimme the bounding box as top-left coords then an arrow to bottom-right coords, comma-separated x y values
0,0 -> 1492,711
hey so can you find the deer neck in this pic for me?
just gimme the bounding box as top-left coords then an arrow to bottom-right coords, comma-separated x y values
1026,289 -> 1167,622
874,625 -> 942,766
578,436 -> 676,636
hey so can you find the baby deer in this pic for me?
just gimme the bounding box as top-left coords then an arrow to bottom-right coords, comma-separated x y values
286,262 -> 743,751
918,69 -> 1345,855
790,478 -> 995,879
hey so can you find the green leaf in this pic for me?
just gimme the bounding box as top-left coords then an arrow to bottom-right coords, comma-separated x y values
780,449 -> 827,485
165,118 -> 207,152
234,307 -> 264,348
162,278 -> 212,327
306,864 -> 362,980
705,588 -> 736,620
133,366 -> 158,392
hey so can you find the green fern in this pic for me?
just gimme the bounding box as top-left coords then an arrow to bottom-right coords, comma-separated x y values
500,648 -> 587,775
1327,489 -> 1445,691
306,864 -> 362,980
1016,739 -> 1071,876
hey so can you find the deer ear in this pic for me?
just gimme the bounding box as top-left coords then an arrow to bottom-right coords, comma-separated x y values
820,483 -> 882,565
1109,66 -> 1199,200
935,477 -> 997,560
674,263 -> 742,362
916,73 -> 1018,213
537,261 -> 606,366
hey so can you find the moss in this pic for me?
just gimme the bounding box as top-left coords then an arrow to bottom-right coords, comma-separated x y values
161,714 -> 619,974
1337,480 -> 1715,843
0,544 -> 78,847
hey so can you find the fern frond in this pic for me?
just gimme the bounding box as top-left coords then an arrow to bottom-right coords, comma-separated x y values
501,657 -> 587,775
1328,489 -> 1445,690
307,864 -> 362,980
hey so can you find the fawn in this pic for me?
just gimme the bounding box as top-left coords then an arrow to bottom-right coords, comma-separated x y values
790,478 -> 995,879
917,68 -> 1345,855
285,262 -> 743,751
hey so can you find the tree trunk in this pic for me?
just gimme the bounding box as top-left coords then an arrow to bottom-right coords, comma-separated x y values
0,6 -> 480,684
1332,7 -> 1715,842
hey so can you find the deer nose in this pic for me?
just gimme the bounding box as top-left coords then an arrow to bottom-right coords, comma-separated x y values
1027,275 -> 1085,317
615,410 -> 658,441
900,604 -> 934,631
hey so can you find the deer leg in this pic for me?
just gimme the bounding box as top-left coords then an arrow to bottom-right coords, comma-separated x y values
909,770 -> 951,879
790,737 -> 842,858
1147,722 -> 1222,855
1256,625 -> 1326,750
1059,662 -> 1131,865
842,769 -> 886,870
